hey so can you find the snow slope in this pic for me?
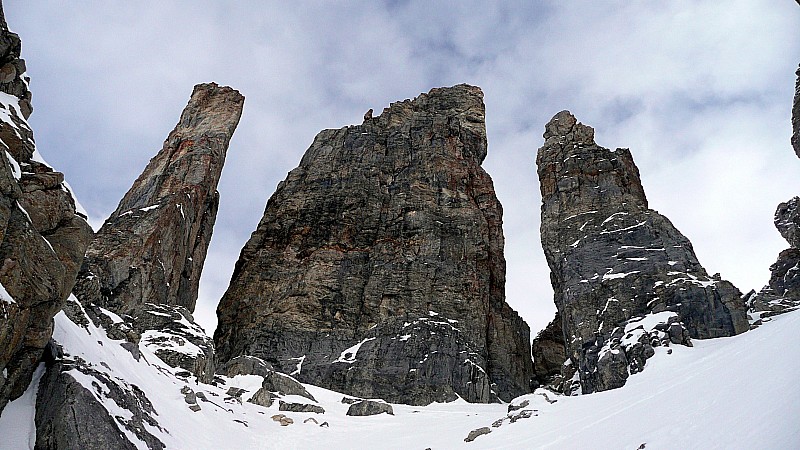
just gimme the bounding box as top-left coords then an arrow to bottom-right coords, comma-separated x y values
1,306 -> 798,449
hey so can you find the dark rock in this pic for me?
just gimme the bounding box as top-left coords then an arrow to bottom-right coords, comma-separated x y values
279,400 -> 325,414
0,6 -> 92,414
507,399 -> 529,413
531,312 -> 566,390
35,342 -> 164,450
536,111 -> 749,394
214,84 -> 533,405
346,400 -> 394,416
341,396 -> 360,404
793,63 -> 799,158
218,355 -> 315,408
131,303 -> 215,383
464,427 -> 491,442
775,197 -> 800,248
73,82 -> 244,314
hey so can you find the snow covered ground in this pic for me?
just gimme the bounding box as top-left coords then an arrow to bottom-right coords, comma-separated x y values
1,307 -> 798,449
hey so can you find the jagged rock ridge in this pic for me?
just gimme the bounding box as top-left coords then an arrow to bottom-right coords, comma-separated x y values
0,6 -> 92,415
534,111 -> 748,394
214,84 -> 533,405
73,83 -> 244,314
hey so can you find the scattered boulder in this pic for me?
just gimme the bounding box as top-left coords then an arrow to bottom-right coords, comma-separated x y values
214,84 -> 533,405
464,427 -> 491,442
279,401 -> 324,414
535,111 -> 748,394
346,400 -> 394,416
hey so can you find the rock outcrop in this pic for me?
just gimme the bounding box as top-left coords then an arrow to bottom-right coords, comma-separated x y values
793,63 -> 799,158
0,6 -> 92,414
73,83 -> 244,314
214,84 -> 533,405
33,84 -> 243,447
748,65 -> 800,319
534,111 -> 748,394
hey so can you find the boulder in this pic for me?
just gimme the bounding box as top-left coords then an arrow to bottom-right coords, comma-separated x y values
346,400 -> 394,416
279,401 -> 325,414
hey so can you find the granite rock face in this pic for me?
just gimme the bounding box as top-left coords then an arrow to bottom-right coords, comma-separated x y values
215,84 -> 533,405
534,111 -> 748,394
0,7 -> 92,414
73,83 -> 244,314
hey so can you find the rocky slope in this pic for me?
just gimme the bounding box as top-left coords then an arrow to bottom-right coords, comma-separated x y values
73,83 -> 244,315
214,85 -> 533,405
0,7 -> 92,415
533,111 -> 749,394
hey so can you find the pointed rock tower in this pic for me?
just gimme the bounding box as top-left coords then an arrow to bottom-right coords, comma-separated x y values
214,85 -> 533,405
73,83 -> 244,314
534,111 -> 748,394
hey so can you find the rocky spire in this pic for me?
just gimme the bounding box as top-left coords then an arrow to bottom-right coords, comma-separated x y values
214,84 -> 533,405
534,111 -> 748,394
793,63 -> 799,158
73,83 -> 244,314
0,4 -> 92,414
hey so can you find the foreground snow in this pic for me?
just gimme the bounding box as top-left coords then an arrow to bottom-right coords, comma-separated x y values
2,308 -> 798,449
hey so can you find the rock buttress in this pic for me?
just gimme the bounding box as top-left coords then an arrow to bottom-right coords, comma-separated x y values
73,83 -> 244,314
535,111 -> 748,394
214,85 -> 533,405
0,5 -> 92,414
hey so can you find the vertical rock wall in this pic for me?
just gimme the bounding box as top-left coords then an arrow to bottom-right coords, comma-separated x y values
535,111 -> 748,394
0,5 -> 92,414
214,85 -> 533,405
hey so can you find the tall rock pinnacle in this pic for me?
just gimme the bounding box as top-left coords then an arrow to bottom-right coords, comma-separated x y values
534,111 -> 748,394
214,85 -> 533,405
0,5 -> 92,414
74,83 -> 244,314
793,63 -> 799,158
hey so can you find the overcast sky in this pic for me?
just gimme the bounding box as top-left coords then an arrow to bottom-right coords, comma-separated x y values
6,1 -> 799,335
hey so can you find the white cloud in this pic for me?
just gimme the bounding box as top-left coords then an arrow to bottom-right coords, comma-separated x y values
6,1 -> 799,335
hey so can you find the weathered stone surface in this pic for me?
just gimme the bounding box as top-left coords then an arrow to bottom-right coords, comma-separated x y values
279,400 -> 325,414
132,303 -> 215,383
464,427 -> 491,442
218,355 -> 316,408
775,197 -> 800,249
749,199 -> 800,319
535,111 -> 748,394
214,84 -> 533,405
73,82 -> 244,314
0,6 -> 92,415
793,63 -> 799,158
531,312 -> 566,390
35,342 -> 164,450
346,399 -> 394,416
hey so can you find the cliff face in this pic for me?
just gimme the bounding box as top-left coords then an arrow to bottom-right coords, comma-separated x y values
535,111 -> 748,394
0,7 -> 92,414
214,85 -> 533,405
73,83 -> 244,315
793,64 -> 799,158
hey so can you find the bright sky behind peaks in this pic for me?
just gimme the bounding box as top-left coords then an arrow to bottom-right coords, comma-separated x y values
6,1 -> 800,334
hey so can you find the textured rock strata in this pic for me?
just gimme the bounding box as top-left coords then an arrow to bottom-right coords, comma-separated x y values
534,111 -> 748,394
793,63 -> 799,158
73,83 -> 244,314
215,85 -> 533,405
0,7 -> 92,414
